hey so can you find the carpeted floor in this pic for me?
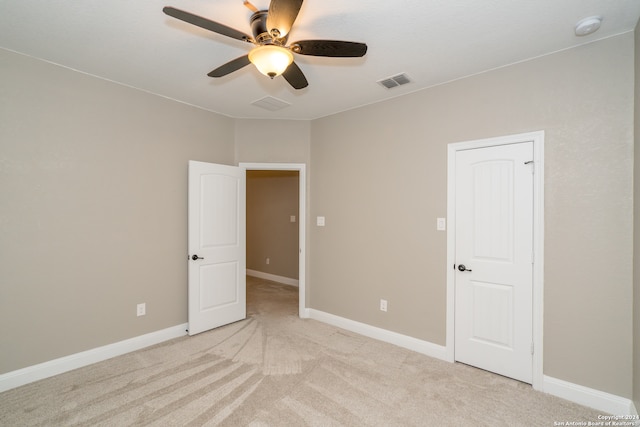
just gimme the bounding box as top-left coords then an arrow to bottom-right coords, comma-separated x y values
0,276 -> 603,426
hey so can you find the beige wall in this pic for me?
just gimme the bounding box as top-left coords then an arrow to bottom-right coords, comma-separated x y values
633,17 -> 640,414
246,170 -> 299,279
310,33 -> 634,397
234,119 -> 311,164
0,49 -> 236,374
1,31 -> 637,403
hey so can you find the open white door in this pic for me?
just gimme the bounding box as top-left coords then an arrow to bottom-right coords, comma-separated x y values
188,161 -> 246,336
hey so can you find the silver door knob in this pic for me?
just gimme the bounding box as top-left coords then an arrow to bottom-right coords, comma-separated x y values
458,264 -> 472,272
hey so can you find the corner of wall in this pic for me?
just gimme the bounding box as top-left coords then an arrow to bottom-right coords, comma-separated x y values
633,15 -> 640,418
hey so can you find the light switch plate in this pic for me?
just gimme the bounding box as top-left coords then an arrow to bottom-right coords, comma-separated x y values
317,216 -> 325,227
437,218 -> 446,231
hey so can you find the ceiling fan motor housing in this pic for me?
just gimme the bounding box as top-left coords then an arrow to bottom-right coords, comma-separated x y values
251,11 -> 286,45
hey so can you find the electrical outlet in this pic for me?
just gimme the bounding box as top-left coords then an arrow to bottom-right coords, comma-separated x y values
137,303 -> 146,317
380,299 -> 388,312
266,257 -> 270,265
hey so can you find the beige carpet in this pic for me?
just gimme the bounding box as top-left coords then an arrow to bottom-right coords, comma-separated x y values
1,276 -> 602,426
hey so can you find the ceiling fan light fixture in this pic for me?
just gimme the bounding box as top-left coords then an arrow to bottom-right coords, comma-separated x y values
248,45 -> 294,78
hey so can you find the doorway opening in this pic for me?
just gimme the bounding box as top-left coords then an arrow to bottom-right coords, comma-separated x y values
240,163 -> 307,318
246,169 -> 299,284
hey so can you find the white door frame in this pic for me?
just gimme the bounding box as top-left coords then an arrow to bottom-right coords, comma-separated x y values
446,131 -> 544,390
240,162 -> 308,318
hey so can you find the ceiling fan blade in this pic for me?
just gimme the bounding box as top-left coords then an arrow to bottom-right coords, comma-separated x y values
282,62 -> 308,90
267,0 -> 304,38
290,40 -> 367,57
207,55 -> 251,77
163,7 -> 252,43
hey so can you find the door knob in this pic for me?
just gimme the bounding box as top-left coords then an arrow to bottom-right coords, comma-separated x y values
191,254 -> 204,261
457,264 -> 472,272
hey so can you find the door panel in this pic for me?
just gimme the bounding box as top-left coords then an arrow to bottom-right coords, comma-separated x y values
200,262 -> 239,309
188,161 -> 246,336
473,161 -> 514,262
455,142 -> 533,383
471,281 -> 513,348
201,173 -> 239,248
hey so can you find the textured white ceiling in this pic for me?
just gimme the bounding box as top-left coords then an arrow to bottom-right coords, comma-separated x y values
1,0 -> 639,120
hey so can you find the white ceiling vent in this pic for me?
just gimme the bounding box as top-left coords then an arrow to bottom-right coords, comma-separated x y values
377,73 -> 412,89
251,96 -> 291,111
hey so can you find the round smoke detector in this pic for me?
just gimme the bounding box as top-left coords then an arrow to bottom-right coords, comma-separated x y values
575,16 -> 602,36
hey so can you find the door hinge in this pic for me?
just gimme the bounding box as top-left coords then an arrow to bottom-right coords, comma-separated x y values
531,342 -> 534,355
524,160 -> 535,174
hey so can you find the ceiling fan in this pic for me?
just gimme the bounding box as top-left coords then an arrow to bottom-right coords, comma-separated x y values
163,0 -> 367,89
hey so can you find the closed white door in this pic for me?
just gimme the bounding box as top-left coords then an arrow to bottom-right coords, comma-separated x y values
454,141 -> 533,383
188,161 -> 246,336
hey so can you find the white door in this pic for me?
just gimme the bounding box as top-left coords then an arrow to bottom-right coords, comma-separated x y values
188,160 -> 246,336
454,141 -> 533,383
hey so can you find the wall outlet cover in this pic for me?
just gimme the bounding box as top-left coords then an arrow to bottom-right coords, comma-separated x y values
137,303 -> 146,317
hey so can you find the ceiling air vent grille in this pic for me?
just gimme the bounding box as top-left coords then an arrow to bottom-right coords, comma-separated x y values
377,73 -> 412,89
251,96 -> 291,111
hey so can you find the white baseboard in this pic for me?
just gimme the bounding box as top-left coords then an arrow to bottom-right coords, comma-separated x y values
307,309 -> 637,417
0,323 -> 188,393
247,269 -> 299,287
543,375 -> 636,416
299,307 -> 311,319
307,308 -> 449,362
